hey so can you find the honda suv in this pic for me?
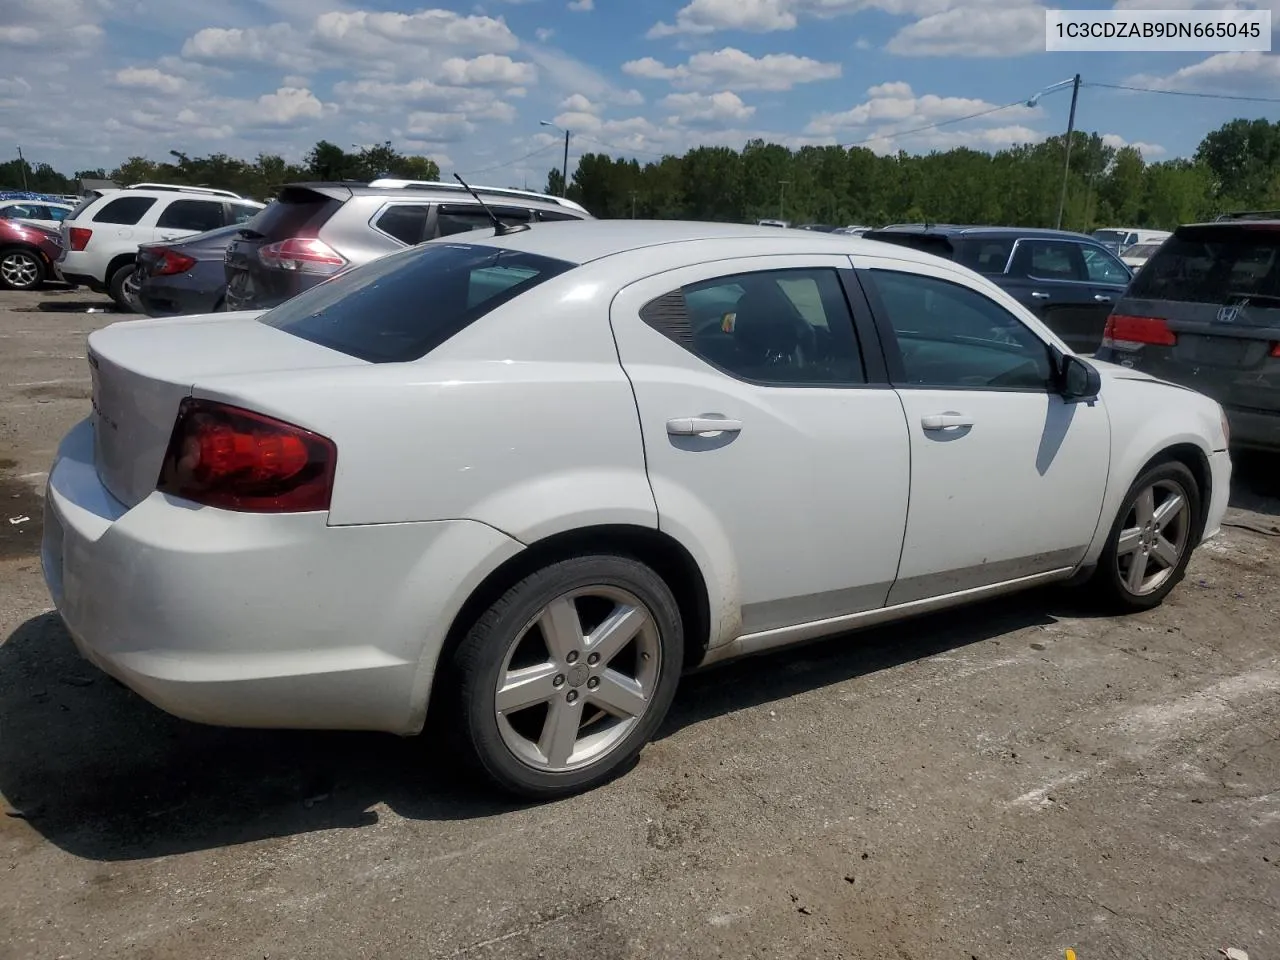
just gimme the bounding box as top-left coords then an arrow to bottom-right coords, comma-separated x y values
223,180 -> 593,311
57,184 -> 265,310
1095,215 -> 1280,451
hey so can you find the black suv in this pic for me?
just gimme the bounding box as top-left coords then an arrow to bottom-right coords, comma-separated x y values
1095,215 -> 1280,451
861,225 -> 1134,352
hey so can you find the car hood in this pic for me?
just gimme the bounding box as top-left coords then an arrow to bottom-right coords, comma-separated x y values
1090,356 -> 1193,392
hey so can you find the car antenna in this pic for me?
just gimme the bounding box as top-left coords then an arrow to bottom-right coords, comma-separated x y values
452,173 -> 530,236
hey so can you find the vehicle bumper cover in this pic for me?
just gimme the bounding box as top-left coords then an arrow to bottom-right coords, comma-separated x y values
41,418 -> 523,734
1203,449 -> 1232,543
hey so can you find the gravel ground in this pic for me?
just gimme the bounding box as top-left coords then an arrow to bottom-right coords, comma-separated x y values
1,285 -> 1278,960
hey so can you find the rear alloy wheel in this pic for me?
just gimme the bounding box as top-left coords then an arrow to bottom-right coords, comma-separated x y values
119,266 -> 144,312
108,262 -> 138,312
1093,460 -> 1201,611
452,555 -> 683,798
0,248 -> 45,290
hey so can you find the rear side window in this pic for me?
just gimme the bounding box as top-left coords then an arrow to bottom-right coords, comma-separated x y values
156,199 -> 226,232
1013,240 -> 1085,281
955,238 -> 1014,274
248,188 -> 343,239
375,204 -> 430,245
259,242 -> 575,363
1128,226 -> 1280,303
436,205 -> 531,237
537,210 -> 583,222
229,203 -> 261,224
92,195 -> 157,225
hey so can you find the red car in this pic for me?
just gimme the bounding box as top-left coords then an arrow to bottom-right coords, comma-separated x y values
0,217 -> 64,290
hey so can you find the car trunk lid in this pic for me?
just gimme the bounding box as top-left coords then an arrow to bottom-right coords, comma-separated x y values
87,312 -> 366,508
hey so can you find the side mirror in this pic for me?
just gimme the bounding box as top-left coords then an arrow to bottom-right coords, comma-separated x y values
1058,352 -> 1101,403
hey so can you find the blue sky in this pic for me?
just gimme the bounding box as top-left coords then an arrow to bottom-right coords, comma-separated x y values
2,0 -> 1278,187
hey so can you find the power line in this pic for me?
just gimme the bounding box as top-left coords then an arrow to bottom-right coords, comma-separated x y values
837,97 -> 1040,149
574,133 -> 671,159
1085,80 -> 1280,104
460,140 -> 559,176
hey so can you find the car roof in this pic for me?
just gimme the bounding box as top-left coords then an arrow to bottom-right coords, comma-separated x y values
282,181 -> 588,215
868,224 -> 1100,242
454,219 -> 950,266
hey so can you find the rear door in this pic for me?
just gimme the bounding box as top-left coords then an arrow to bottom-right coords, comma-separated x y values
1107,223 -> 1280,439
1079,241 -> 1134,319
1003,238 -> 1107,352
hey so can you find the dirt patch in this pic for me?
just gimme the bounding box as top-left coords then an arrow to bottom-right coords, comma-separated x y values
0,472 -> 42,560
21,383 -> 91,401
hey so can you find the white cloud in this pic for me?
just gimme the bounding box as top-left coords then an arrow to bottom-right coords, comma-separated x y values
1,0 -> 105,50
805,82 -> 1041,140
646,0 -> 954,37
1126,51 -> 1280,93
249,86 -> 328,126
437,54 -> 537,86
406,111 -> 478,142
1100,133 -> 1167,159
661,90 -> 757,125
623,47 -> 841,91
553,110 -> 604,131
113,66 -> 186,94
523,43 -> 646,105
560,93 -> 603,114
887,4 -> 1046,56
568,0 -> 594,9
535,27 -> 555,40
182,24 -> 306,69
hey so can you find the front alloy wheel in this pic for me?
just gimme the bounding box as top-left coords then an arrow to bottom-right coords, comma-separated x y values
0,249 -> 44,290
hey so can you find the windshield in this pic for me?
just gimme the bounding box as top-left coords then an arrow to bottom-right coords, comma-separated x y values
260,241 -> 576,362
1126,225 -> 1280,304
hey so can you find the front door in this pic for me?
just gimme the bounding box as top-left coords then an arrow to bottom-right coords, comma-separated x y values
854,256 -> 1111,606
609,255 -> 911,638
1004,238 -> 1105,352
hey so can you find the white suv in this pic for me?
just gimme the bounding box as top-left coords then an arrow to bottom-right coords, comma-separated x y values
58,184 -> 264,309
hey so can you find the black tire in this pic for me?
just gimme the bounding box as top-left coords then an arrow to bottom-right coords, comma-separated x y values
108,262 -> 138,312
450,554 -> 684,799
1090,459 -> 1202,612
0,247 -> 46,290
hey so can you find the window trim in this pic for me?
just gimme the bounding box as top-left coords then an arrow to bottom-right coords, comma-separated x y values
368,201 -> 434,246
858,265 -> 1064,396
1008,237 -> 1131,287
639,265 -> 884,390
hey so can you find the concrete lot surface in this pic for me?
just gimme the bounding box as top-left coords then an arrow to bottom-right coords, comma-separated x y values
1,286 -> 1277,960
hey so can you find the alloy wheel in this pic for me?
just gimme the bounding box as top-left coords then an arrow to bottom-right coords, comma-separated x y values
1114,478 -> 1191,596
1,252 -> 39,289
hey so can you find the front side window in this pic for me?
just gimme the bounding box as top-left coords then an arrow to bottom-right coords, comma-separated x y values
642,268 -> 865,385
259,242 -> 575,363
1081,245 -> 1132,284
1016,240 -> 1086,281
92,195 -> 157,225
156,199 -> 225,232
866,269 -> 1054,391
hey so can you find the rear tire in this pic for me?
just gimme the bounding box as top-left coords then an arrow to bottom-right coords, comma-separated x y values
450,555 -> 684,799
108,262 -> 138,312
0,247 -> 45,290
1090,459 -> 1201,612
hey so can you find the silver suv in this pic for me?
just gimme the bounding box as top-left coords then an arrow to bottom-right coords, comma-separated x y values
224,180 -> 593,311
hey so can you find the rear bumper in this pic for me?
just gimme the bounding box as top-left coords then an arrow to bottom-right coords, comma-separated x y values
42,418 -> 523,735
60,271 -> 104,291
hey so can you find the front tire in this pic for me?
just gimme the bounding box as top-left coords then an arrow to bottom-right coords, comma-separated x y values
1091,459 -> 1201,612
0,247 -> 45,290
451,555 -> 684,799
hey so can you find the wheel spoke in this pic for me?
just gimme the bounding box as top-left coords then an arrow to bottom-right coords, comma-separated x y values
1151,535 -> 1181,569
588,669 -> 648,718
1126,551 -> 1148,592
1116,526 -> 1143,557
586,604 -> 648,664
538,697 -> 584,767
1134,487 -> 1156,526
1153,493 -> 1184,528
538,597 -> 584,661
495,662 -> 559,713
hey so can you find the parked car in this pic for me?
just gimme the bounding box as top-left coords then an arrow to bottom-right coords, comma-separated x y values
861,224 -> 1133,352
223,180 -> 593,312
131,223 -> 246,317
1093,227 -> 1171,255
0,199 -> 75,231
0,217 -> 64,290
1120,241 -> 1163,271
833,225 -> 873,236
44,221 -> 1230,798
796,223 -> 839,233
57,183 -> 264,310
1095,216 -> 1280,451
756,218 -> 789,228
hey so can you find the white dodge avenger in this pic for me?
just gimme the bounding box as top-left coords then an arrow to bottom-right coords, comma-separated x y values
42,220 -> 1231,797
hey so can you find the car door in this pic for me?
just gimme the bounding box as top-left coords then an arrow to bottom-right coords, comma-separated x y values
1078,241 -> 1133,318
152,198 -> 228,244
610,255 -> 911,637
854,255 -> 1110,606
1002,238 -> 1101,352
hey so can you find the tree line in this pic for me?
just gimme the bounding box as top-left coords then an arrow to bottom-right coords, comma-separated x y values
3,118 -> 1278,231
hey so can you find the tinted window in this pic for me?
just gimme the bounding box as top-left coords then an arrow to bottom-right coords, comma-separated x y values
436,205 -> 531,237
229,203 -> 261,224
863,231 -> 956,260
260,242 -> 575,363
537,210 -> 584,222
643,268 -> 865,385
3,204 -> 36,219
47,206 -> 71,221
156,199 -> 226,232
92,195 -> 157,225
375,204 -> 430,245
1017,240 -> 1085,281
248,188 -> 343,240
1127,226 -> 1280,303
1081,245 -> 1131,284
956,238 -> 1014,274
867,270 -> 1053,391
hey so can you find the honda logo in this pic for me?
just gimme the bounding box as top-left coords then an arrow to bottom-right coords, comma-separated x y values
1217,300 -> 1248,324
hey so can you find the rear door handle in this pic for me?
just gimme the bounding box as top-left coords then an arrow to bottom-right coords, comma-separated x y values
921,413 -> 973,431
1093,294 -> 1112,302
666,417 -> 743,436
1030,291 -> 1051,299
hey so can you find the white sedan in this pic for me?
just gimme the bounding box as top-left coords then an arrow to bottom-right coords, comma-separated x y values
42,221 -> 1231,797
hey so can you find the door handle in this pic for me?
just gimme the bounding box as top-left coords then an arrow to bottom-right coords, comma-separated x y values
1093,294 -> 1112,302
666,417 -> 743,436
1030,291 -> 1051,299
921,413 -> 973,431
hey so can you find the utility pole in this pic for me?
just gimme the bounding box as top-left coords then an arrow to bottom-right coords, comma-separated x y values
16,145 -> 28,191
779,179 -> 789,221
560,129 -> 570,198
1055,73 -> 1081,231
630,190 -> 637,219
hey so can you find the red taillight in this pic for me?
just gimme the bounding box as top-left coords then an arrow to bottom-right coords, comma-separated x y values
152,249 -> 197,276
156,398 -> 337,513
1270,342 -> 1280,358
69,227 -> 92,251
258,237 -> 347,276
1102,313 -> 1177,347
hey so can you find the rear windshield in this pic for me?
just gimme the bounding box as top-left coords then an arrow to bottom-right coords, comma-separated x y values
259,242 -> 576,362
1093,230 -> 1130,247
1126,225 -> 1280,304
244,187 -> 342,240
